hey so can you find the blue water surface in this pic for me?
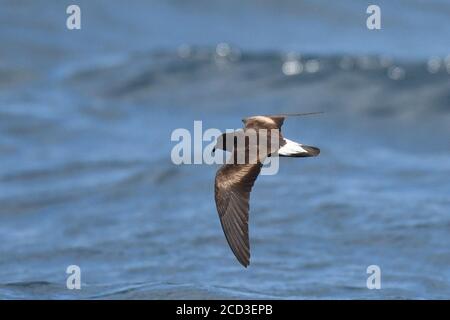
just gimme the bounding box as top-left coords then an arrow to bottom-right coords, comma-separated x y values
0,0 -> 449,299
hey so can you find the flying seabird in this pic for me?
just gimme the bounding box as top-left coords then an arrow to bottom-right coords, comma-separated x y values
213,112 -> 321,267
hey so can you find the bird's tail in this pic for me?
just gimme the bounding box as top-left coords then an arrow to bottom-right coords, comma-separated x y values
277,139 -> 320,157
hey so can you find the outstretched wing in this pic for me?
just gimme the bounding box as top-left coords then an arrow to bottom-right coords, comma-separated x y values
242,112 -> 324,130
214,162 -> 263,267
242,115 -> 285,130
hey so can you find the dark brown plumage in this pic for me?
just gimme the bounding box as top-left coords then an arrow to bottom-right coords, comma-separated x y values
214,116 -> 284,267
215,162 -> 262,267
214,114 -> 321,267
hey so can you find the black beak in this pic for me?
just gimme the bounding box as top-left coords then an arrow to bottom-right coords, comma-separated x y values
212,147 -> 216,154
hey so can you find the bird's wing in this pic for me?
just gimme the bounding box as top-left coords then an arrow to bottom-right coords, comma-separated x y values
214,162 -> 263,267
242,112 -> 324,130
242,115 -> 285,130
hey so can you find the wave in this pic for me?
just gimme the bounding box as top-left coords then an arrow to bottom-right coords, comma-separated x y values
48,47 -> 450,120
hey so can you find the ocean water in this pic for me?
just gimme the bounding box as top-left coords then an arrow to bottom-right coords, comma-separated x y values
0,0 -> 449,299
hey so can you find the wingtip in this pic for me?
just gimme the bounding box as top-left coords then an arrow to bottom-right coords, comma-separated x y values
239,255 -> 250,268
241,260 -> 250,268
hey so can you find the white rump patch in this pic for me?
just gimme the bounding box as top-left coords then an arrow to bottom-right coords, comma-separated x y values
277,138 -> 309,156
